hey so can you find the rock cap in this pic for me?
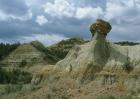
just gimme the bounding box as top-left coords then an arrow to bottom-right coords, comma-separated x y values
90,19 -> 112,37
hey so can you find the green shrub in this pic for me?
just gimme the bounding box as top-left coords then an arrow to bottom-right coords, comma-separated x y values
0,43 -> 20,61
5,84 -> 22,94
98,96 -> 115,99
0,68 -> 32,84
19,60 -> 27,67
119,95 -> 132,99
61,95 -> 69,99
123,49 -> 133,73
98,95 -> 133,99
45,38 -> 86,63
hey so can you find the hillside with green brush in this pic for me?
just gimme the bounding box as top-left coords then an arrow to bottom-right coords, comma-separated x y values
45,37 -> 86,63
0,43 -> 47,67
0,43 -> 20,61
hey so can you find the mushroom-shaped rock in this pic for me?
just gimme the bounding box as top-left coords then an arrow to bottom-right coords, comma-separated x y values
55,18 -> 140,88
90,19 -> 112,37
56,19 -> 112,73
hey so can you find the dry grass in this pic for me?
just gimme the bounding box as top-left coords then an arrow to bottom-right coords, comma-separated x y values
14,68 -> 131,99
7,64 -> 138,99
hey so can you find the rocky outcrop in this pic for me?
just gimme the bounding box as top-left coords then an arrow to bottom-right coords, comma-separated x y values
56,19 -> 116,71
56,19 -> 140,93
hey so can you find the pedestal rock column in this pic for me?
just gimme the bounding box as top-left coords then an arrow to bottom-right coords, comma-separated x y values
81,19 -> 112,82
90,19 -> 112,66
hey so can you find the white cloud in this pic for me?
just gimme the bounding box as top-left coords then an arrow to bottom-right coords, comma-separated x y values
104,2 -> 126,21
0,34 -> 68,46
0,39 -> 4,43
101,0 -> 140,42
21,34 -> 68,46
43,0 -> 103,20
104,0 -> 140,22
44,0 -> 75,18
1,0 -> 140,43
35,15 -> 48,26
0,10 -> 32,21
0,11 -> 8,21
75,6 -> 103,19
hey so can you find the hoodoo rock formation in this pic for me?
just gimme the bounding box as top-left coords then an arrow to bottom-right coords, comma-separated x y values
56,19 -> 112,71
56,19 -> 140,89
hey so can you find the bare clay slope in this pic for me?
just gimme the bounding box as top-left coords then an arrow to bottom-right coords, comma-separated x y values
56,19 -> 140,95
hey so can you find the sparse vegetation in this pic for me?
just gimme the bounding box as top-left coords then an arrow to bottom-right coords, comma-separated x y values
0,43 -> 20,60
61,95 -> 69,99
0,67 -> 32,84
30,41 -> 46,52
123,49 -> 133,73
123,61 -> 133,73
5,84 -> 23,94
98,95 -> 133,99
45,37 -> 86,63
115,41 -> 139,46
19,60 -> 27,67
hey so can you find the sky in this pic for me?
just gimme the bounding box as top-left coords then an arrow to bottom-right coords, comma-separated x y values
0,0 -> 140,46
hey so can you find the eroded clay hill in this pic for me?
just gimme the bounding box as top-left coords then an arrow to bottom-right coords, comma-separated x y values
1,42 -> 46,67
56,19 -> 140,93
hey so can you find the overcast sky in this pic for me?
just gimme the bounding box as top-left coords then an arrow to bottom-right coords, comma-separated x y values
0,0 -> 140,45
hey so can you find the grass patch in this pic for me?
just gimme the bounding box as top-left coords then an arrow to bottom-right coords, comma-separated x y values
0,68 -> 32,84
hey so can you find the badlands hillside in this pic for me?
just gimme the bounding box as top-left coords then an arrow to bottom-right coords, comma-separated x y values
0,19 -> 140,99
